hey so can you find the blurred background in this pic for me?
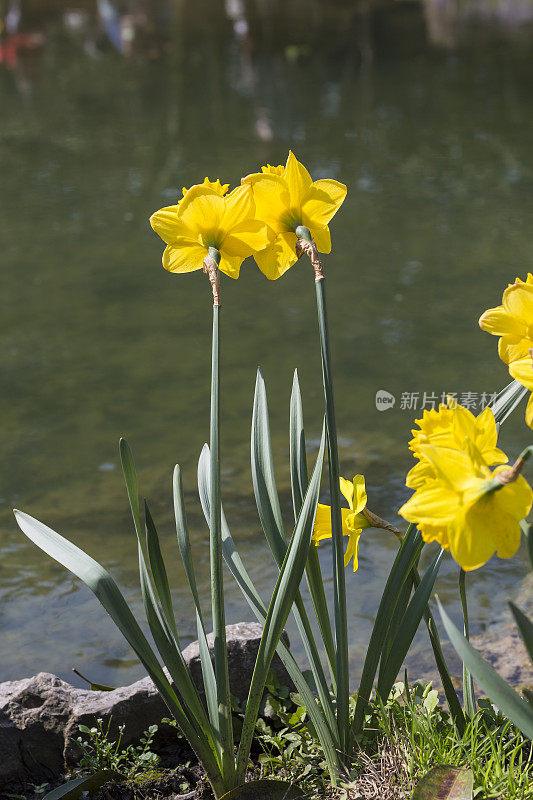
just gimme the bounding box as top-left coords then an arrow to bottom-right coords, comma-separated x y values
1,0 -> 533,689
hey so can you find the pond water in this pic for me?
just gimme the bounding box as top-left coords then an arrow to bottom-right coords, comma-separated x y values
1,0 -> 533,689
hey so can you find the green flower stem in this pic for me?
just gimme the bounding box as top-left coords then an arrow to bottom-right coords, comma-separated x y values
296,227 -> 350,759
206,250 -> 235,785
459,568 -> 476,719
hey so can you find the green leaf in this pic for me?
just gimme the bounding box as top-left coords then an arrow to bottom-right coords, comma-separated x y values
236,425 -> 326,782
144,501 -> 178,639
459,569 -> 476,719
378,549 -> 444,701
289,369 -> 308,519
219,779 -> 305,800
438,600 -> 533,739
197,444 -> 339,782
252,368 -> 287,562
353,524 -> 423,734
252,370 -> 337,743
42,771 -> 124,800
509,601 -> 533,662
290,369 -> 337,690
490,379 -> 528,426
71,668 -> 115,692
412,766 -> 473,800
119,438 -> 143,543
173,464 -> 219,739
13,510 -> 225,794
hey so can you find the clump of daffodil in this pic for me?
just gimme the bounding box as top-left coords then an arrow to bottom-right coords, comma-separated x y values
313,476 -> 371,571
407,400 -> 507,491
399,436 -> 533,571
242,151 -> 347,279
150,180 -> 273,280
479,274 -> 533,428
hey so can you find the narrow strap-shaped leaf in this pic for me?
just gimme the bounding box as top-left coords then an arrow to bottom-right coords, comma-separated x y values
378,570 -> 414,686
137,541 -> 218,753
119,441 -> 215,752
235,426 -> 326,783
521,519 -> 533,570
412,571 -> 465,735
42,771 -> 125,800
490,379 -> 528,426
252,368 -> 287,559
290,369 -> 337,689
377,549 -> 444,701
13,510 -> 225,793
252,371 -> 336,738
509,601 -> 533,662
119,438 -> 144,547
197,444 -> 340,782
145,501 -> 178,639
459,569 -> 476,719
438,600 -> 533,739
352,524 -> 423,734
173,464 -> 220,742
290,369 -> 308,518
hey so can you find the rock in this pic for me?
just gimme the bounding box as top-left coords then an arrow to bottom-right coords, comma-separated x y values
182,621 -> 293,703
0,622 -> 291,787
0,673 -> 72,784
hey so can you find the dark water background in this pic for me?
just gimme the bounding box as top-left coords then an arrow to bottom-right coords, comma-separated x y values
1,0 -> 533,687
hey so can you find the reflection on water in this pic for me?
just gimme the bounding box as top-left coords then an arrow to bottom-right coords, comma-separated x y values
1,0 -> 533,687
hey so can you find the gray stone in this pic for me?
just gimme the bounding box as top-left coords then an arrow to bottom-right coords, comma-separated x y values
182,621 -> 293,704
0,622 -> 291,787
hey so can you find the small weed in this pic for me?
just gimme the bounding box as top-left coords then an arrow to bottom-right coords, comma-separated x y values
75,718 -> 160,780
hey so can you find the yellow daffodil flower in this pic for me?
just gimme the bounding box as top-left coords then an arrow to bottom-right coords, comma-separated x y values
407,401 -> 507,490
313,475 -> 370,571
479,275 -> 533,428
399,440 -> 532,571
479,274 -> 533,364
242,151 -> 347,280
150,182 -> 273,279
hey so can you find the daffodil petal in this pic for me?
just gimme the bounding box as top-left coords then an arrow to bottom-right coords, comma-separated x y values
502,281 -> 533,320
339,477 -> 354,509
162,243 -> 206,274
344,531 -> 361,571
253,232 -> 298,280
399,481 -> 459,525
352,475 -> 367,514
309,223 -> 331,254
150,206 -> 197,245
313,504 -> 353,542
526,393 -> 533,428
218,253 -> 244,280
479,305 -> 525,337
498,336 -> 531,365
222,220 -> 273,257
509,355 -> 533,391
242,173 -> 290,233
178,185 -> 225,233
301,179 -> 347,226
449,494 -> 521,571
221,184 -> 254,231
284,150 -> 313,206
